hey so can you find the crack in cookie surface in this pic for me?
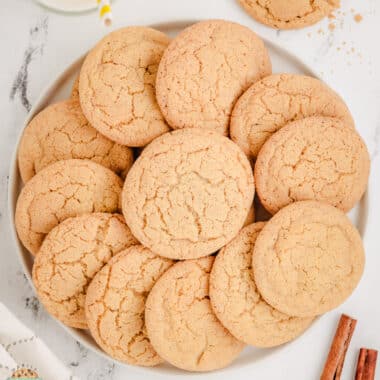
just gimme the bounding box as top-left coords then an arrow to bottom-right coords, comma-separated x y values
122,128 -> 254,260
210,222 -> 313,347
145,257 -> 245,371
252,201 -> 365,317
85,245 -> 173,366
79,27 -> 170,147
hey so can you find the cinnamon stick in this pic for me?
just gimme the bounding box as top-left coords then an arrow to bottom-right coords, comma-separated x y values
355,348 -> 378,380
320,314 -> 357,380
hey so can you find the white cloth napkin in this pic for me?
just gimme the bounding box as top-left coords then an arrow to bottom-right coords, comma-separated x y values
0,303 -> 79,380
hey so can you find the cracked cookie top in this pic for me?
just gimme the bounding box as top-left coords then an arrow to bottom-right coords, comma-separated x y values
15,159 -> 123,255
254,117 -> 370,214
18,99 -> 134,182
145,257 -> 245,371
33,213 -> 138,329
85,245 -> 173,366
122,128 -> 255,260
210,222 -> 313,347
230,73 -> 354,158
237,0 -> 340,29
252,201 -> 365,317
156,19 -> 271,135
79,26 -> 171,147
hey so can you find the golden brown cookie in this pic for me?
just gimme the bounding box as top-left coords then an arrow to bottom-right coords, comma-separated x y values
15,159 -> 122,255
156,19 -> 271,135
122,128 -> 254,260
237,0 -> 340,30
254,117 -> 370,214
79,27 -> 170,146
33,213 -> 138,329
85,245 -> 173,366
230,74 -> 354,158
18,100 -> 134,182
145,257 -> 244,371
210,222 -> 313,347
253,201 -> 365,317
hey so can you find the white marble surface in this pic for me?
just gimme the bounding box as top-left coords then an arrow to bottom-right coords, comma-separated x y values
0,1 -> 379,379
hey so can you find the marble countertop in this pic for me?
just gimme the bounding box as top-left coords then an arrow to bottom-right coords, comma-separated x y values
0,1 -> 379,379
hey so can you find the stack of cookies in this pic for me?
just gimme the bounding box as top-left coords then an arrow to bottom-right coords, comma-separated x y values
15,20 -> 370,372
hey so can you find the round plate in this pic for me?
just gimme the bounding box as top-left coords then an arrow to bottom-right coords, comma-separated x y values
8,20 -> 368,375
35,0 -> 99,12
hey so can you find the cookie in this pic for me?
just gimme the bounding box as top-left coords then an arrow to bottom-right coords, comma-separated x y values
230,74 -> 354,158
244,204 -> 255,226
253,201 -> 365,317
210,222 -> 313,347
85,245 -> 173,366
18,100 -> 134,182
122,128 -> 254,260
145,257 -> 244,371
254,117 -> 370,214
156,19 -> 271,135
237,0 -> 340,30
33,213 -> 137,329
79,27 -> 170,146
71,75 -> 80,101
15,159 -> 122,255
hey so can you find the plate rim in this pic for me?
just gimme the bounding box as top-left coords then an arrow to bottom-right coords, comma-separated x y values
7,19 -> 370,375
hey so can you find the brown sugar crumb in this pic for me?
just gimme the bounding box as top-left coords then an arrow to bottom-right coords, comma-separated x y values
354,14 -> 363,23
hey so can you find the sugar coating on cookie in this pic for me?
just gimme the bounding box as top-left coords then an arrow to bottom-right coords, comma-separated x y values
18,100 -> 134,182
237,0 -> 340,30
210,222 -> 313,347
243,204 -> 255,226
33,213 -> 138,329
255,117 -> 370,214
145,257 -> 244,371
252,201 -> 365,317
79,26 -> 170,146
15,159 -> 122,255
230,73 -> 354,158
156,19 -> 271,135
122,128 -> 255,260
85,245 -> 173,366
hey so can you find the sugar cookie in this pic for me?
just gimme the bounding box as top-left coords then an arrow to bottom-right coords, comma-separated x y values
156,19 -> 271,135
122,128 -> 254,260
79,27 -> 170,146
85,245 -> 173,366
252,201 -> 365,317
18,100 -> 134,182
230,74 -> 354,158
254,117 -> 370,214
33,213 -> 137,329
210,222 -> 313,347
237,0 -> 340,30
15,159 -> 122,255
145,257 -> 244,371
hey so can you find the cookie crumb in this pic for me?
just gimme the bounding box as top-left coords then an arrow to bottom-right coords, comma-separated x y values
328,23 -> 336,31
354,14 -> 363,23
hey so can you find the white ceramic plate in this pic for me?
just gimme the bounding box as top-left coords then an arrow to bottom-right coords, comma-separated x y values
8,20 -> 368,376
35,0 -> 99,12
